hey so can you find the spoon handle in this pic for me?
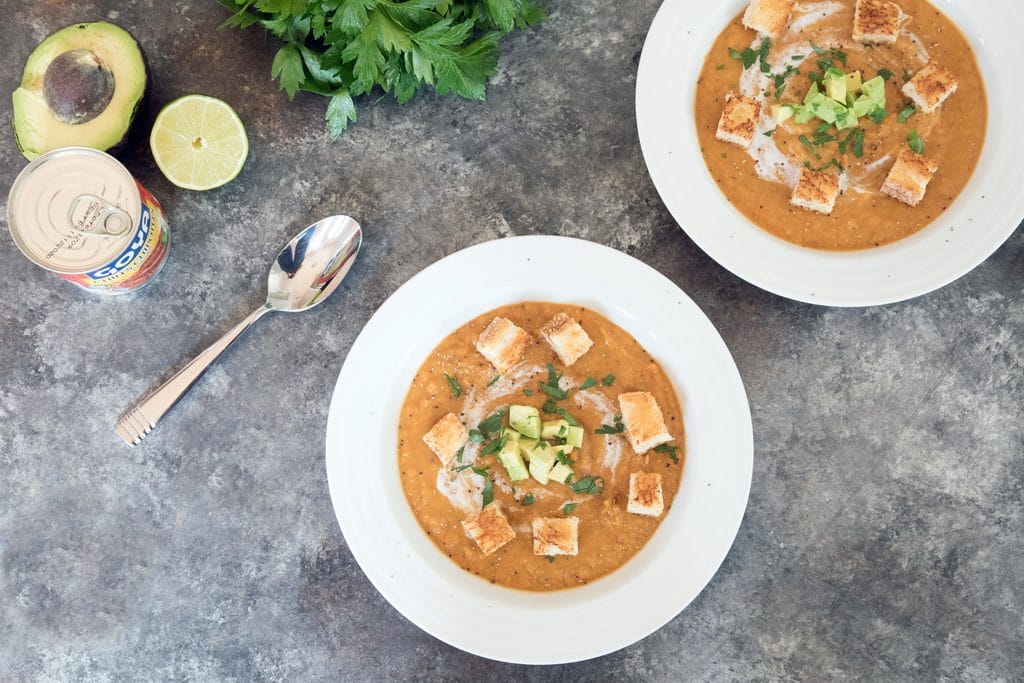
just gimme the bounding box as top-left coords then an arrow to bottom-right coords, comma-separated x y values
116,304 -> 272,446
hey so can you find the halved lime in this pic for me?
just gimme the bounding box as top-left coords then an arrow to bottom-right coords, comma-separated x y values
150,95 -> 248,191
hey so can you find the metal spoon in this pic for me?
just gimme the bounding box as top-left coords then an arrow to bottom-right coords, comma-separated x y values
116,215 -> 362,446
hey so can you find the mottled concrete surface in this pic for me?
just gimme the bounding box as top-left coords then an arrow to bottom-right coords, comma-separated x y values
1,1 -> 1021,680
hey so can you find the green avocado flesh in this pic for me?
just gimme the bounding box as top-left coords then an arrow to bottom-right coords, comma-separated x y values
12,22 -> 147,160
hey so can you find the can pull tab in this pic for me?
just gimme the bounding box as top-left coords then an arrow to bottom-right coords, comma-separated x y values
68,194 -> 133,239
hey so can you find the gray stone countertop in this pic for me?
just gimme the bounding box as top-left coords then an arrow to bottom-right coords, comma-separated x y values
1,1 -> 1022,680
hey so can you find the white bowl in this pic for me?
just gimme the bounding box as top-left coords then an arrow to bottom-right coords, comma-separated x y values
325,236 -> 753,663
637,0 -> 1024,307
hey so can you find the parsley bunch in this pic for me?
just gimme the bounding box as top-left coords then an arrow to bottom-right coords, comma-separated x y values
216,0 -> 544,136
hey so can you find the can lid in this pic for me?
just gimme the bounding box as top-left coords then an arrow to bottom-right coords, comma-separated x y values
7,147 -> 141,274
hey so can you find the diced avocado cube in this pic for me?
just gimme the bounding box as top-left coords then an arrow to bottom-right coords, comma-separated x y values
824,74 -> 847,103
564,425 -> 584,448
509,405 -> 541,438
851,96 -> 875,118
845,71 -> 862,93
770,104 -> 793,124
541,419 -> 570,440
518,438 -> 539,458
835,110 -> 858,130
794,106 -> 814,124
803,82 -> 821,106
528,447 -> 556,484
860,76 -> 886,104
549,462 -> 574,485
497,441 -> 529,482
812,101 -> 838,124
553,444 -> 574,459
502,428 -> 521,441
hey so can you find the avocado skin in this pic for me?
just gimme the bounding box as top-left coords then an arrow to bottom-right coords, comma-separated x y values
12,21 -> 150,160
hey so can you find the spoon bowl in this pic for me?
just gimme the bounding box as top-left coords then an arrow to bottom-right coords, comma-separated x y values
116,215 -> 362,446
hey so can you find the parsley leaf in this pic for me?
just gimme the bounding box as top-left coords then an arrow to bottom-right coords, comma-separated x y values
563,502 -> 578,515
487,375 -> 500,387
481,477 -> 493,508
570,475 -> 605,495
868,106 -> 888,125
601,374 -> 616,387
546,555 -> 556,563
580,377 -> 598,390
809,41 -> 828,55
908,130 -> 926,154
595,416 -> 625,435
897,105 -> 916,123
479,436 -> 506,456
468,429 -> 485,443
653,443 -> 680,464
878,68 -> 894,81
478,407 -> 507,437
443,373 -> 462,398
522,493 -> 536,506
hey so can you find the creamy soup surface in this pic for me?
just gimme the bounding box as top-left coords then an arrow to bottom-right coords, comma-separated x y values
696,0 -> 987,250
398,303 -> 684,591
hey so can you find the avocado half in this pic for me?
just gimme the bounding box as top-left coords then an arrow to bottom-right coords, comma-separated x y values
12,22 -> 148,160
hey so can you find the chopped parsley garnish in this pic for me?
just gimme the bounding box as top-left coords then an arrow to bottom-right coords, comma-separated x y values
443,373 -> 462,398
481,478 -> 494,508
562,502 -> 578,515
830,49 -> 847,66
542,399 -> 559,414
728,38 -> 770,71
555,449 -> 576,466
902,68 -> 913,82
812,122 -> 838,146
758,38 -> 772,73
838,128 -> 865,158
455,446 -> 465,463
810,159 -> 845,173
715,64 -> 726,71
595,416 -> 625,435
878,68 -> 894,82
580,377 -> 598,390
540,363 -> 568,400
653,443 -> 680,464
908,130 -> 925,154
478,407 -> 507,437
868,106 -> 887,125
799,135 -> 822,160
452,464 -> 472,473
523,389 -> 534,396
479,436 -> 506,457
522,493 -> 536,506
897,105 -> 916,123
570,475 -> 605,495
546,555 -> 556,563
487,375 -> 500,387
809,41 -> 827,55
468,429 -> 485,443
764,128 -> 777,137
554,407 -> 579,426
471,466 -> 489,477
601,374 -> 616,387
791,54 -> 805,61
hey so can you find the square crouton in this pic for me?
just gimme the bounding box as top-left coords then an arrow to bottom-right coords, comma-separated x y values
540,313 -> 594,367
902,62 -> 958,113
532,516 -> 579,556
790,168 -> 841,215
475,317 -> 533,373
853,0 -> 907,44
422,412 -> 468,466
462,505 -> 515,556
716,93 -> 761,148
628,472 -> 665,517
742,0 -> 796,37
618,392 -> 672,454
881,149 -> 938,207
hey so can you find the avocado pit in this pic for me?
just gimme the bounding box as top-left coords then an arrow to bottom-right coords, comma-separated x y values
42,49 -> 115,125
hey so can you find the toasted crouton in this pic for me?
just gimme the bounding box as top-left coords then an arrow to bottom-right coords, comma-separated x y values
475,317 -> 533,373
853,0 -> 907,44
532,516 -> 579,556
462,505 -> 515,556
716,93 -> 762,148
790,168 -> 841,215
742,0 -> 796,37
628,472 -> 665,517
422,412 -> 468,466
618,392 -> 672,454
881,149 -> 938,207
902,62 -> 958,113
540,313 -> 594,367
